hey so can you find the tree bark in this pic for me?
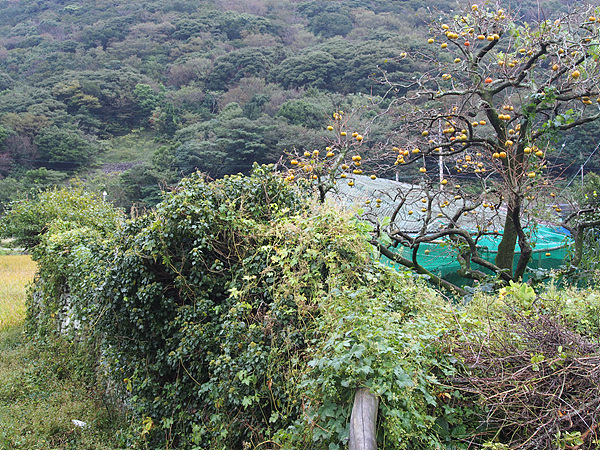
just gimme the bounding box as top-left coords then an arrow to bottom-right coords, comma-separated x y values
495,205 -> 517,274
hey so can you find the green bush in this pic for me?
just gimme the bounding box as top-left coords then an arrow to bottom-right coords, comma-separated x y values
27,221 -> 112,337
23,166 -> 473,449
0,186 -> 123,250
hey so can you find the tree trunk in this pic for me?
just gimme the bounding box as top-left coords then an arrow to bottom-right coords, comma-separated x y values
496,193 -> 533,281
495,209 -> 517,274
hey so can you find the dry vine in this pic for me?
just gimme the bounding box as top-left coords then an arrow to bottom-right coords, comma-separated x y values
448,298 -> 600,449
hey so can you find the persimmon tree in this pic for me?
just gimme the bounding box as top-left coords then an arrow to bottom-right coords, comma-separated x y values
285,2 -> 600,295
566,172 -> 600,274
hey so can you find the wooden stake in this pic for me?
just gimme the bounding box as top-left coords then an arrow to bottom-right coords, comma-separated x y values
349,387 -> 379,450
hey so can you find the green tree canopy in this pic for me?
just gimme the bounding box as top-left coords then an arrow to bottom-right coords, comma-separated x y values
34,126 -> 97,169
0,186 -> 122,249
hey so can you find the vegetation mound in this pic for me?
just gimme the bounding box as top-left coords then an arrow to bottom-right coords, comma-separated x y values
18,166 -> 462,449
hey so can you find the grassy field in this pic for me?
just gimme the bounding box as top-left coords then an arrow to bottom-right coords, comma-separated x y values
100,130 -> 160,164
0,255 -> 126,449
0,255 -> 36,331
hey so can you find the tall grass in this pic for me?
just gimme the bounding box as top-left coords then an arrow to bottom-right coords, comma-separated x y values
0,323 -> 125,450
0,255 -> 36,331
0,255 -> 126,449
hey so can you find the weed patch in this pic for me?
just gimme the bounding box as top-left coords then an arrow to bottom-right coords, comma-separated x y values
0,327 -> 125,450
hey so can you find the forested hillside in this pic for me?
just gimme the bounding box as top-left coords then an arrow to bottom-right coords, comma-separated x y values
0,0 -> 598,210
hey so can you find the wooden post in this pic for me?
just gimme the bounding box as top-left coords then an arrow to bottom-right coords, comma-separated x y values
349,387 -> 379,450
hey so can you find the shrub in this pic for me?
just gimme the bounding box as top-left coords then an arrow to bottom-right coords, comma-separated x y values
0,186 -> 123,250
0,186 -> 122,337
23,166 -> 473,449
445,282 -> 600,449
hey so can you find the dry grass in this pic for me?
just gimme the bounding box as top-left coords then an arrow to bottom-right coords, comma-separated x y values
0,255 -> 36,331
0,255 -> 125,449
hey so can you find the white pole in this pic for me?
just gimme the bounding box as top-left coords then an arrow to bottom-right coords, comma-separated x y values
438,119 -> 444,189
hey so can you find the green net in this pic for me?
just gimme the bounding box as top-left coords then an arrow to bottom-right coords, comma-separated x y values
382,226 -> 571,285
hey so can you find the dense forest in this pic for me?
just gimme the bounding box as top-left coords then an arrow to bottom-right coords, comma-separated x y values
1,0 -> 599,211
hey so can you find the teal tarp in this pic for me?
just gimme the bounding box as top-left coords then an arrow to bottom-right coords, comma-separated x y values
383,226 -> 570,285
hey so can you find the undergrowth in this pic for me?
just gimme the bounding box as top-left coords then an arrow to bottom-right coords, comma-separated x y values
0,326 -> 125,450
445,281 -> 600,449
99,130 -> 161,164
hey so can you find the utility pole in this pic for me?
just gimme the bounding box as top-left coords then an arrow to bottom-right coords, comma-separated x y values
438,119 -> 444,189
